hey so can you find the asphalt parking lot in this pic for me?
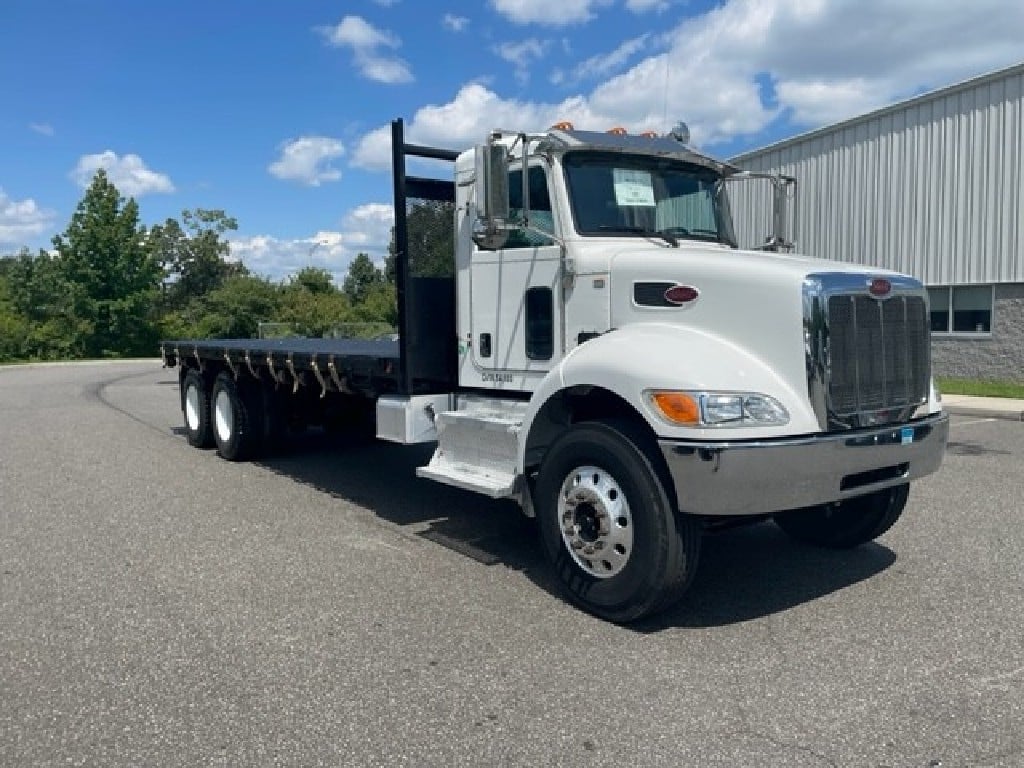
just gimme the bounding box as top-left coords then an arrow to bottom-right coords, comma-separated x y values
1,361 -> 1022,767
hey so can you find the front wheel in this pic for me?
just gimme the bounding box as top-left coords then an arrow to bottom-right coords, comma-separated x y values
773,484 -> 910,549
536,420 -> 701,623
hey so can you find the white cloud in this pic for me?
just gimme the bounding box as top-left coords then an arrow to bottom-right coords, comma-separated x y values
442,13 -> 469,32
228,233 -> 346,283
29,122 -> 54,137
352,83 -> 607,169
555,33 -> 650,85
70,152 -> 175,196
774,78 -> 879,126
360,57 -> 413,84
495,38 -> 550,84
342,203 -> 394,249
319,15 -> 413,84
228,203 -> 395,283
352,0 -> 1024,170
0,188 -> 56,246
321,15 -> 396,48
490,0 -> 612,26
268,136 -> 345,186
372,0 -> 400,6
625,0 -> 669,12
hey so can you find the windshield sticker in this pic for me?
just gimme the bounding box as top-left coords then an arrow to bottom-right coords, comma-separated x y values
613,169 -> 656,207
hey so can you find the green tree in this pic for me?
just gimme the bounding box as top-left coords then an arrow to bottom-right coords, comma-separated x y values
51,170 -> 162,356
151,208 -> 243,308
0,249 -> 83,359
350,281 -> 397,327
191,274 -> 281,339
0,266 -> 30,361
279,268 -> 353,337
342,253 -> 385,304
289,266 -> 335,295
386,202 -> 454,282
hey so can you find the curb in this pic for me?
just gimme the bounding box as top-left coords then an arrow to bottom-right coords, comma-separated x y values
943,405 -> 1024,422
0,359 -> 160,371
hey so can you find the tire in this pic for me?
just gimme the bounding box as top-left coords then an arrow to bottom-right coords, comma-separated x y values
773,483 -> 910,549
535,420 -> 701,623
210,372 -> 261,461
182,369 -> 214,449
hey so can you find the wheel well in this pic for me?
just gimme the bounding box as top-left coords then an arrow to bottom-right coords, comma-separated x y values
524,385 -> 677,509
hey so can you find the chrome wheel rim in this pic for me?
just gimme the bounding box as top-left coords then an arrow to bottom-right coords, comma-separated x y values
214,389 -> 234,443
558,465 -> 633,579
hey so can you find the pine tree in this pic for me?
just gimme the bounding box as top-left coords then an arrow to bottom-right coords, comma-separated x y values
51,170 -> 162,356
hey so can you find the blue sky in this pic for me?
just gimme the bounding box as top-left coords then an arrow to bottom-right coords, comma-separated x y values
2,0 -> 1023,282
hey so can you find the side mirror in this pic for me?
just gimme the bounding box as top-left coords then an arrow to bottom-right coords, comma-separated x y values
475,143 -> 509,221
472,143 -> 510,249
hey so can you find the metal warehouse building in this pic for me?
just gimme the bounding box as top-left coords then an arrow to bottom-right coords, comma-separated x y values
729,61 -> 1024,383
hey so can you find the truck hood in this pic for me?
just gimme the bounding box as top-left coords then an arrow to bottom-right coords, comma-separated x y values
574,239 -> 903,281
591,241 -> 911,411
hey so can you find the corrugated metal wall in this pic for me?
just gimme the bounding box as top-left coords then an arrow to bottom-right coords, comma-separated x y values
729,63 -> 1024,285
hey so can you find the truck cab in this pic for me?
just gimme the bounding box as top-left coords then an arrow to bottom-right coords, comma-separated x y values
413,121 -> 947,620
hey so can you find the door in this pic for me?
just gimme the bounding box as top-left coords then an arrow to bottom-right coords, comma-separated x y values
466,163 -> 562,391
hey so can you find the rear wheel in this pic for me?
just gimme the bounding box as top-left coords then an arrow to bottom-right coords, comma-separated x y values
773,484 -> 910,549
210,372 -> 261,461
536,420 -> 701,623
182,369 -> 213,449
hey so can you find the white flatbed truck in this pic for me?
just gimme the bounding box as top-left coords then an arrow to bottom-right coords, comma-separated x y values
160,119 -> 948,622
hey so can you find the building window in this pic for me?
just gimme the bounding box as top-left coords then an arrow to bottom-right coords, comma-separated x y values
927,285 -> 992,335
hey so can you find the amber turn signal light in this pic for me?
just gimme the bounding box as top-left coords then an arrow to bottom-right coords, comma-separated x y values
649,392 -> 701,425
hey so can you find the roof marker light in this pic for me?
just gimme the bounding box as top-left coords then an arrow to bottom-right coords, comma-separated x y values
640,130 -> 659,138
607,126 -> 628,135
551,121 -> 574,130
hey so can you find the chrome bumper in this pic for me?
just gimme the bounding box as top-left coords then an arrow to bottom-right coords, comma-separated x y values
659,412 -> 949,516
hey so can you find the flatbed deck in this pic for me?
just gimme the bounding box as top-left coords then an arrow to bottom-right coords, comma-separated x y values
160,337 -> 401,397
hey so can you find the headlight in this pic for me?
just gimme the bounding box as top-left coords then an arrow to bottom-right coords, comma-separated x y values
646,390 -> 790,427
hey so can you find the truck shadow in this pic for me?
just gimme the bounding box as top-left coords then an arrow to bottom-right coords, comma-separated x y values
258,431 -> 896,630
633,529 -> 896,632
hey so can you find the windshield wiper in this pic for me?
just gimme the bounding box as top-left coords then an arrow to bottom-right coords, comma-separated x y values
660,226 -> 736,247
595,225 -> 679,247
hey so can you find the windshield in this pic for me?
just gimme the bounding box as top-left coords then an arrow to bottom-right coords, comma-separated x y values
562,151 -> 737,247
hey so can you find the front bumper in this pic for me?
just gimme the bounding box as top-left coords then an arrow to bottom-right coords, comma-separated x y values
659,411 -> 949,516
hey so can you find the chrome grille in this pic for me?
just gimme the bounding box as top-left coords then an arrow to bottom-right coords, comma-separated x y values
804,274 -> 931,430
827,294 -> 929,417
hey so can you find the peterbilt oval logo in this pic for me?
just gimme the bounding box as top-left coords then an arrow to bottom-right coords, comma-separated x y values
664,284 -> 700,305
868,277 -> 892,298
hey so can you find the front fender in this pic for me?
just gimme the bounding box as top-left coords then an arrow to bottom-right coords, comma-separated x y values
519,323 -> 817,470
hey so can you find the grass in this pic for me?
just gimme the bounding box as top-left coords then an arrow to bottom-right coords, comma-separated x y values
937,377 -> 1024,399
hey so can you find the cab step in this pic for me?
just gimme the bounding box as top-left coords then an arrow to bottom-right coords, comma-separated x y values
415,396 -> 527,498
